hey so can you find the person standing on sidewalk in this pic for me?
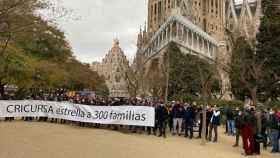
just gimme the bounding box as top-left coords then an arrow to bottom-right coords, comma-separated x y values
269,108 -> 280,153
226,106 -> 235,136
184,104 -> 196,139
157,103 -> 169,138
208,106 -> 221,143
233,108 -> 242,147
240,107 -> 256,156
172,102 -> 185,136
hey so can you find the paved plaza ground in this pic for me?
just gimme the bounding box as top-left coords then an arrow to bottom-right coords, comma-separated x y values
0,121 -> 278,158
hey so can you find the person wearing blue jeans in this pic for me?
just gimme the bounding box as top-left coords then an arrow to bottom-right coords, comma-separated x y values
270,110 -> 279,153
270,129 -> 279,153
226,107 -> 235,135
227,120 -> 235,135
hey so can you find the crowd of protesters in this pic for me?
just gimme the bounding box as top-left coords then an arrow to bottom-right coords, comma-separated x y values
227,105 -> 280,155
0,93 -> 279,156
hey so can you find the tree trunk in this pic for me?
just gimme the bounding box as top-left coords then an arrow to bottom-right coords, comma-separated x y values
164,71 -> 169,104
164,52 -> 170,104
201,89 -> 208,145
250,87 -> 258,106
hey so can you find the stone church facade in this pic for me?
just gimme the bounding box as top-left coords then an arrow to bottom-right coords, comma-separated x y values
91,39 -> 130,98
133,0 -> 263,99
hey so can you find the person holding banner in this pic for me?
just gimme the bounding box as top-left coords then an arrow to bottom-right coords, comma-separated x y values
152,102 -> 159,135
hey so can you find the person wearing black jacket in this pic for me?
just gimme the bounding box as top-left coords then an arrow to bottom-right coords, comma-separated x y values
226,107 -> 235,136
233,108 -> 242,147
184,105 -> 196,139
208,106 -> 221,142
260,109 -> 269,150
152,103 -> 159,135
156,103 -> 169,138
270,109 -> 280,153
171,102 -> 185,136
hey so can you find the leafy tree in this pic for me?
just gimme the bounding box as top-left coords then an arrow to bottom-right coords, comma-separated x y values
0,44 -> 35,96
165,43 -> 221,145
167,43 -> 219,100
256,0 -> 280,100
230,36 -> 265,106
0,0 -> 108,98
63,59 -> 108,95
0,0 -> 49,55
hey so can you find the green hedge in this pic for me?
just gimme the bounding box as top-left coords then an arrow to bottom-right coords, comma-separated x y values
265,101 -> 280,109
208,99 -> 243,108
169,95 -> 243,107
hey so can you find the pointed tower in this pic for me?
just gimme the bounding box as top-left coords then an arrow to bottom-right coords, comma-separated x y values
137,26 -> 143,49
91,39 -> 130,98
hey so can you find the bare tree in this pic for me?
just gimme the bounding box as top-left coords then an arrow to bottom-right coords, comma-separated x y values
196,62 -> 218,145
124,68 -> 140,98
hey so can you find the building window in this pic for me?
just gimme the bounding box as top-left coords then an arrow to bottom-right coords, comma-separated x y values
115,76 -> 121,83
154,3 -> 157,15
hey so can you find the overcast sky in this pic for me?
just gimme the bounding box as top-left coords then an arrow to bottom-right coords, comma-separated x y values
57,0 -> 148,64
56,0 -> 252,64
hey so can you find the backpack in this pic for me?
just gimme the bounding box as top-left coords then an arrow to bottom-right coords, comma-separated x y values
255,134 -> 264,143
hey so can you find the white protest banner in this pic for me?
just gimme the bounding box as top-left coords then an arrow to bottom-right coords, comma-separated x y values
0,100 -> 155,127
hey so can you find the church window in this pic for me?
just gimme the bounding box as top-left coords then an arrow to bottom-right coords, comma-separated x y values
159,1 -> 162,18
116,68 -> 120,72
115,75 -> 121,83
203,19 -> 207,31
154,3 -> 157,15
215,0 -> 218,9
168,0 -> 171,8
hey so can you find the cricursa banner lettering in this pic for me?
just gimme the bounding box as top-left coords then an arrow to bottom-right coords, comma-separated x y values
0,100 -> 155,127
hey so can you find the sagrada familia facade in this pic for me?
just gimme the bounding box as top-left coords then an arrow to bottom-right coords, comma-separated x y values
133,0 -> 264,99
92,0 -> 279,99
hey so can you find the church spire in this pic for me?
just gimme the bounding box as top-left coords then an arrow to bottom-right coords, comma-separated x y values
113,38 -> 119,47
144,21 -> 147,33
